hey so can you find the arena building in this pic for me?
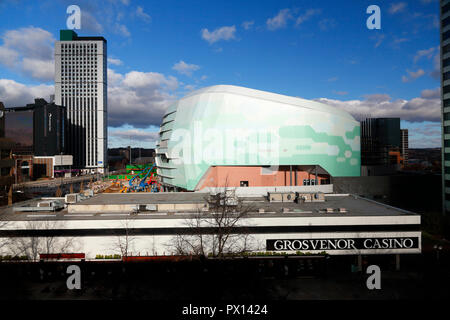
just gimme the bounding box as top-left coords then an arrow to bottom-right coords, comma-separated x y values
156,85 -> 360,191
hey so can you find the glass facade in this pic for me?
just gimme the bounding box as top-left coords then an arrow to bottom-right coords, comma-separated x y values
442,0 -> 450,214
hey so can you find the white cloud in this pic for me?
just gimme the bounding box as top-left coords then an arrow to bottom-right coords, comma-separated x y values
0,46 -> 18,66
108,57 -> 123,66
172,60 -> 200,76
0,79 -> 54,107
201,25 -> 237,44
110,129 -> 159,143
81,11 -> 104,33
389,2 -> 407,14
184,84 -> 196,91
296,9 -> 321,26
430,48 -> 440,80
0,26 -> 55,81
315,88 -> 440,123
414,47 -> 436,63
108,69 -> 179,127
115,23 -> 131,37
402,69 -> 425,82
22,58 -> 54,80
242,21 -> 254,30
420,88 -> 440,99
136,6 -> 151,23
107,68 -> 124,86
266,9 -> 292,30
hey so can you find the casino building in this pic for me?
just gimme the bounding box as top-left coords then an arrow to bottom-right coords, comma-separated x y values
0,85 -> 421,269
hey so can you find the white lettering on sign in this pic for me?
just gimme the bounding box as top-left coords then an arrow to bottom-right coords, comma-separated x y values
268,238 -> 417,251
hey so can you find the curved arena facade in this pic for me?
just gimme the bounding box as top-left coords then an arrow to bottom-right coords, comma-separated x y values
155,85 -> 360,191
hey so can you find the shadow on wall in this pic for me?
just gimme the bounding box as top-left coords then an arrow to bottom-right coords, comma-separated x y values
332,174 -> 442,214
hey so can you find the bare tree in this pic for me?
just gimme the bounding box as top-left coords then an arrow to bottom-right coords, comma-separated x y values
112,215 -> 136,257
167,183 -> 257,258
7,220 -> 77,261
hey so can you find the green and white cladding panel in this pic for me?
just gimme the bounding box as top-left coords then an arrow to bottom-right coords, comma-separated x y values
156,85 -> 361,190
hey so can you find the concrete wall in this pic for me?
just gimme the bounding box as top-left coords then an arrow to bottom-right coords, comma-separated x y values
198,184 -> 334,197
198,166 -> 324,189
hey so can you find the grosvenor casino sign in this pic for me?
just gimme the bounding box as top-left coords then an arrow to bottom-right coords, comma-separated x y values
267,237 -> 420,251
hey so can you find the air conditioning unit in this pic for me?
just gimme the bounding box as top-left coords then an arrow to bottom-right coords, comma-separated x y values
268,192 -> 283,202
311,192 -> 325,202
65,193 -> 80,204
297,193 -> 312,202
282,192 -> 296,202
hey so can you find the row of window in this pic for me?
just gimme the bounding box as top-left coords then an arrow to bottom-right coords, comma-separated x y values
444,85 -> 450,95
442,2 -> 450,15
444,29 -> 450,43
61,43 -> 97,48
444,126 -> 450,134
63,96 -> 99,166
61,74 -> 98,77
443,15 -> 450,29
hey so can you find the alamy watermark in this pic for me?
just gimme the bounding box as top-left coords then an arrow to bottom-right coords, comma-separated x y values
366,265 -> 381,290
66,5 -> 81,30
366,5 -> 381,30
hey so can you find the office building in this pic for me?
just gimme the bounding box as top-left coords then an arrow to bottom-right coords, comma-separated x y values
54,30 -> 107,173
4,105 -> 34,155
360,117 -> 409,175
4,98 -> 66,157
0,102 -> 14,197
401,129 -> 408,165
4,99 -> 72,181
156,85 -> 361,191
442,0 -> 450,214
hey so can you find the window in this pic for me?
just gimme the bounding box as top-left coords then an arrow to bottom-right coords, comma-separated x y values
444,71 -> 450,81
445,167 -> 450,174
445,153 -> 450,161
239,181 -> 249,187
444,30 -> 450,42
443,16 -> 450,29
442,3 -> 450,15
444,85 -> 450,95
445,44 -> 450,56
444,58 -> 450,68
445,113 -> 450,121
445,126 -> 450,134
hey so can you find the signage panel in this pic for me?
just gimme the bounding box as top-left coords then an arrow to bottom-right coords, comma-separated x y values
267,237 -> 420,251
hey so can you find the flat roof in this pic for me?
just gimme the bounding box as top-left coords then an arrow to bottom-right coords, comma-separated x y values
0,193 -> 418,222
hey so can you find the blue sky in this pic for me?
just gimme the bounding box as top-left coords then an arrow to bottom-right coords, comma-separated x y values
0,0 -> 441,148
